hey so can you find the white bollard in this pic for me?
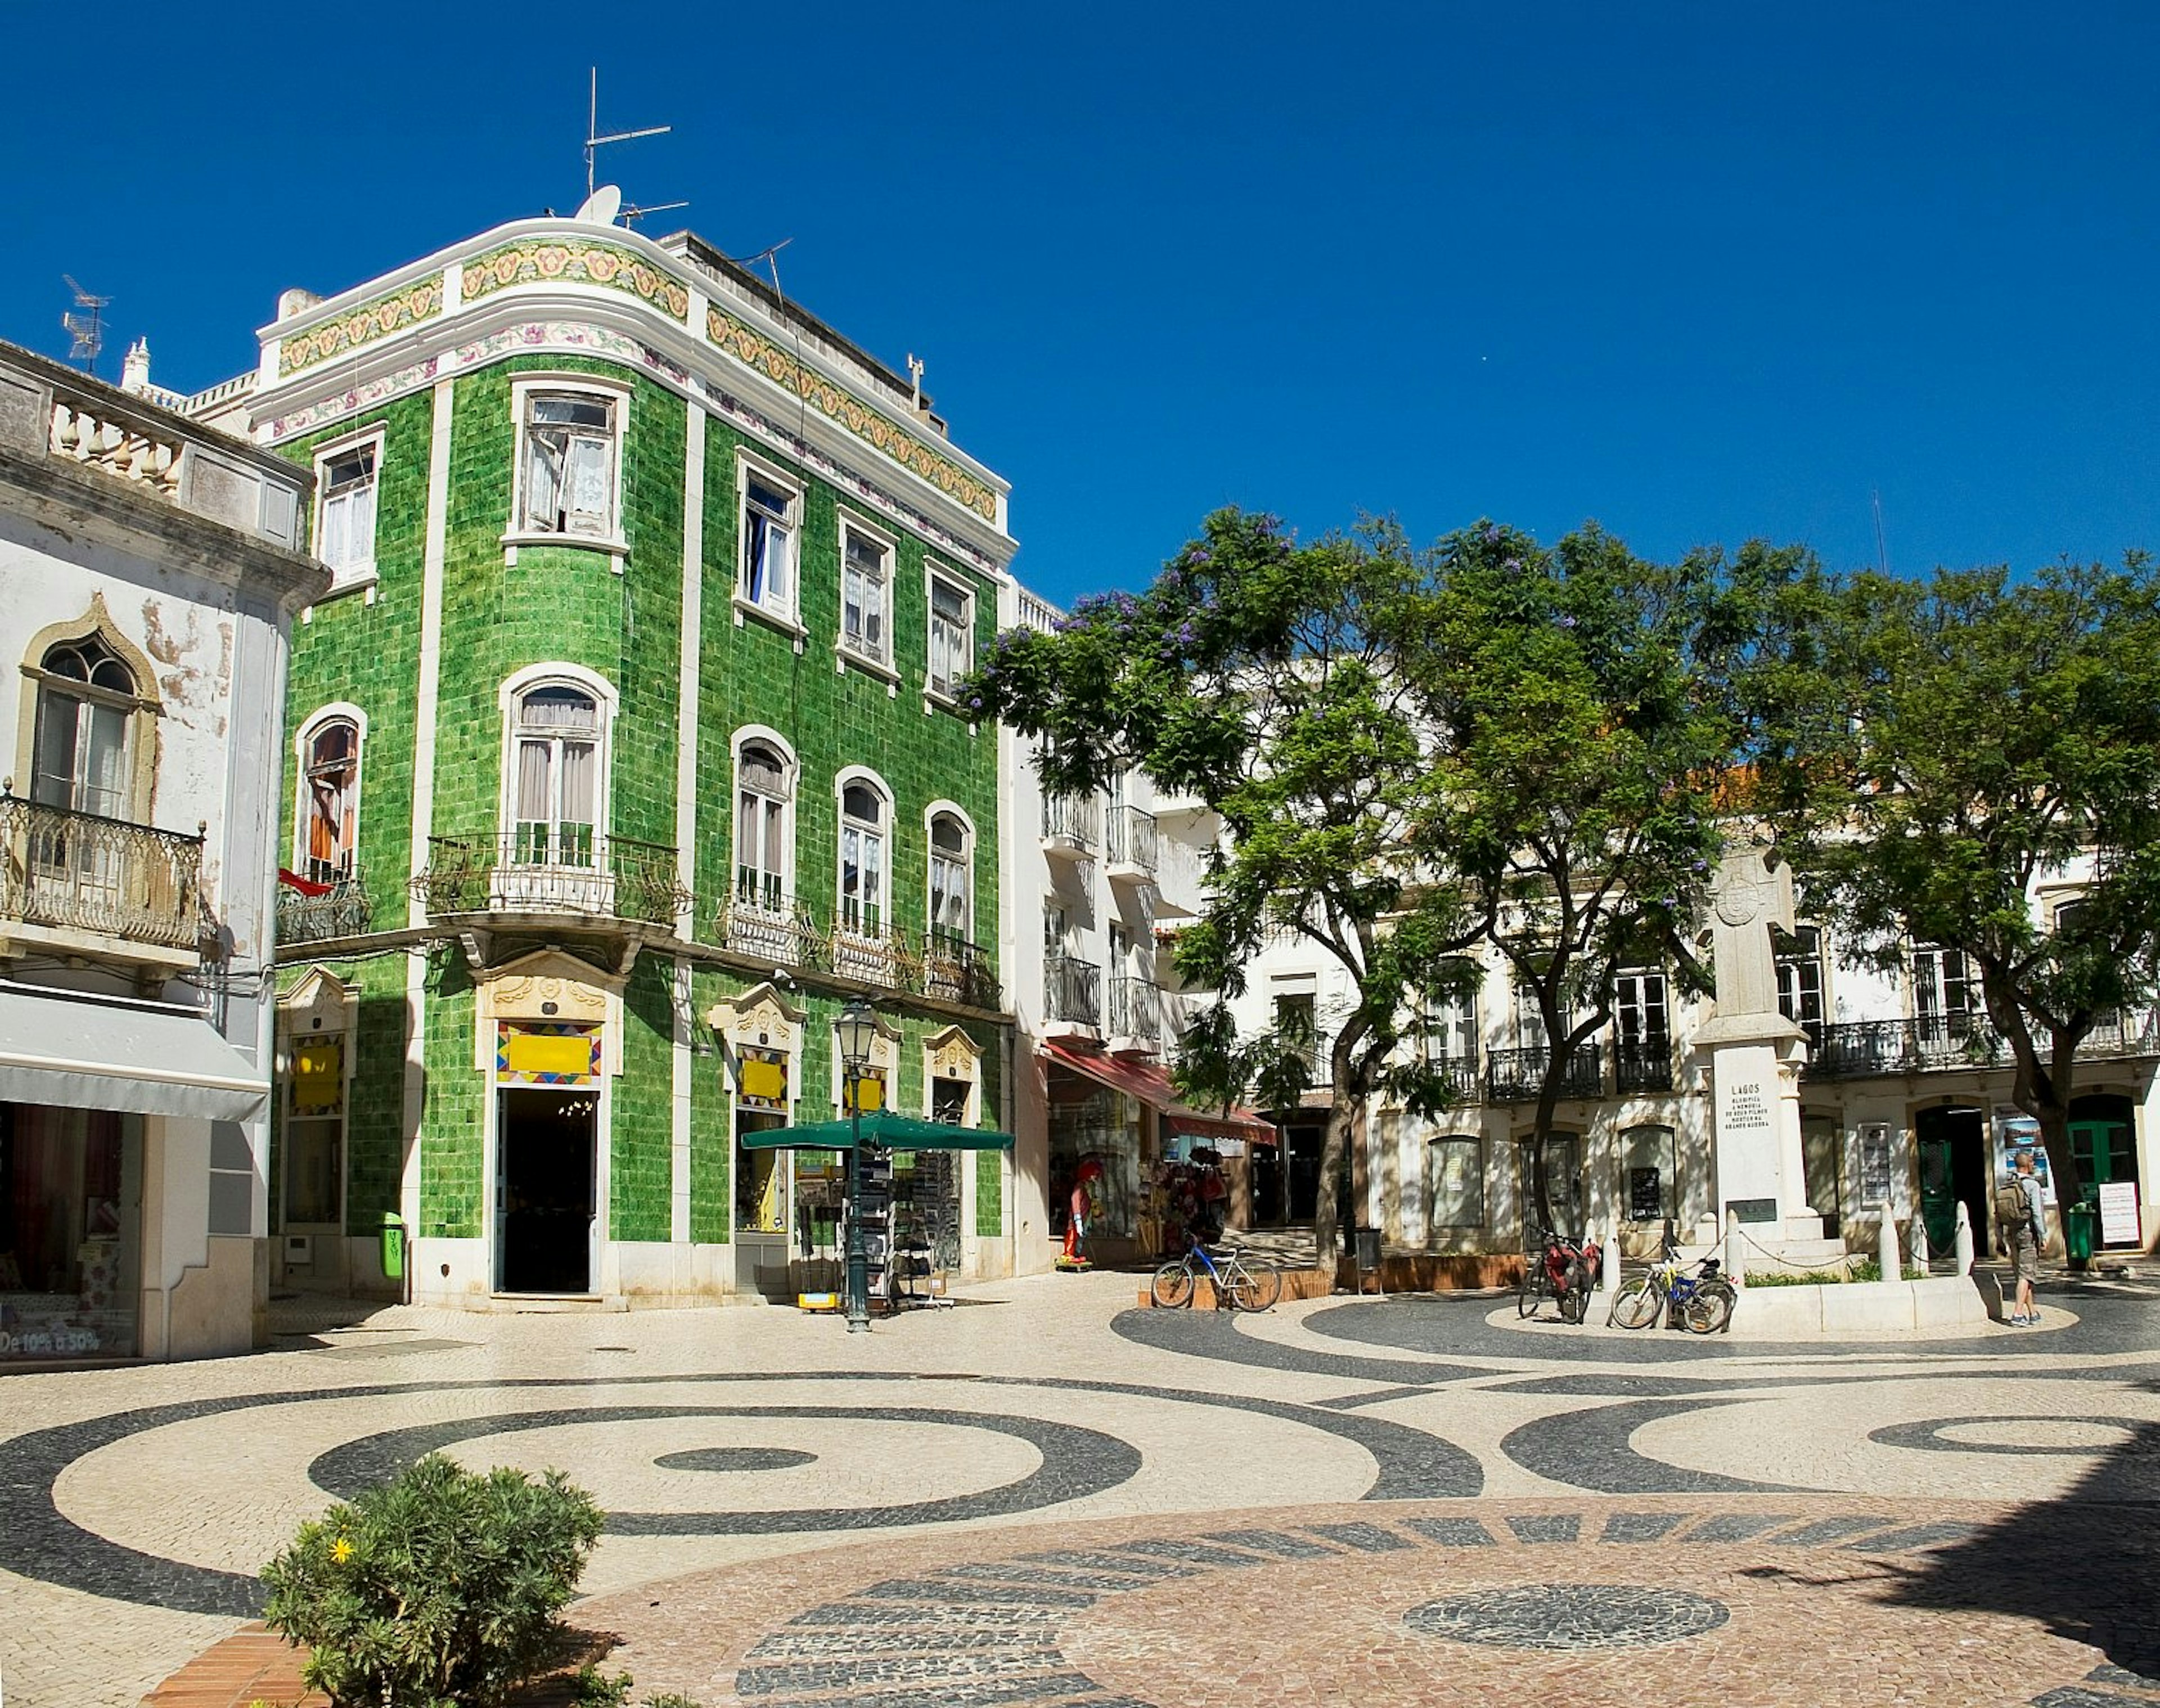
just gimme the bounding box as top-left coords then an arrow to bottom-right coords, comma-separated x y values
1910,1213 -> 1929,1271
1878,1206 -> 1900,1280
1601,1224 -> 1622,1294
1952,1200 -> 1976,1275
1724,1208 -> 1745,1289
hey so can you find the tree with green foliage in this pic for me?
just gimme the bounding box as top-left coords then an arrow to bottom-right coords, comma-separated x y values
1411,522 -> 1737,1235
968,509 -> 1480,1266
1744,556 -> 2160,1210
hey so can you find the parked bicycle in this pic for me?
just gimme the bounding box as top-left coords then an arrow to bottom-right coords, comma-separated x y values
1607,1233 -> 1735,1334
1150,1239 -> 1284,1312
1519,1228 -> 1601,1324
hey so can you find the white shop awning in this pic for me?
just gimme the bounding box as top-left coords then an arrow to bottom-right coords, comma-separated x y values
0,985 -> 268,1122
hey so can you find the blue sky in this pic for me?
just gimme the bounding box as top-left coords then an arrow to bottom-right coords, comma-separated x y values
6,3 -> 2156,606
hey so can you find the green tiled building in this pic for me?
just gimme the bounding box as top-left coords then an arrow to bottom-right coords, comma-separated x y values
244,214 -> 1016,1305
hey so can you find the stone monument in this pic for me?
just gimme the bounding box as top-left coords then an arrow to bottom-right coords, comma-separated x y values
1693,838 -> 1843,1266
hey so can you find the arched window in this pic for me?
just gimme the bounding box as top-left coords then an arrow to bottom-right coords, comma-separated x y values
928,809 -> 971,944
33,636 -> 135,819
509,682 -> 601,865
839,779 -> 887,934
735,740 -> 793,910
300,717 -> 361,884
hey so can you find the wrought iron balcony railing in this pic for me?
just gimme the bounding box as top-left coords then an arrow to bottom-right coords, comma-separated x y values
1045,953 -> 1102,1028
1105,806 -> 1159,876
277,870 -> 372,945
1422,1054 -> 1484,1103
1108,974 -> 1164,1046
1613,1037 -> 1676,1094
1041,793 -> 1100,855
713,889 -> 1002,1010
0,792 -> 204,952
923,928 -> 1002,1010
413,831 -> 688,925
1486,1042 -> 1604,1104
1806,1011 -> 2160,1080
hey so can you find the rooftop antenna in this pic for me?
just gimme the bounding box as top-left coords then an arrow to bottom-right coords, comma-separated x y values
61,275 -> 111,374
1871,488 -> 1891,576
584,68 -> 671,201
621,197 -> 690,228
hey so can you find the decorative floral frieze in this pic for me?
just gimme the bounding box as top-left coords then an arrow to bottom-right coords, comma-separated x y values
706,307 -> 997,523
461,238 -> 690,320
278,276 -> 445,377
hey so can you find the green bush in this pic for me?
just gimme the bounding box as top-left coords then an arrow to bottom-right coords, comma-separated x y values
1743,1257 -> 1925,1285
261,1451 -> 605,1708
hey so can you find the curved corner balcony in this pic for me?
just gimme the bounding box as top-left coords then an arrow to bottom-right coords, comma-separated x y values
716,885 -> 1002,1009
413,831 -> 688,928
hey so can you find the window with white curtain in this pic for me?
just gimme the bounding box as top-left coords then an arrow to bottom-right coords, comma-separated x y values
518,392 -> 618,538
928,811 -> 971,942
33,636 -> 134,819
735,740 -> 791,909
927,574 -> 971,699
316,443 -> 379,578
839,780 -> 887,933
739,467 -> 798,619
511,684 -> 601,865
840,522 -> 892,665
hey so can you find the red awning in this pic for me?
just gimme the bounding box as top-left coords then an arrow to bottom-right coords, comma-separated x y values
1040,1040 -> 1277,1147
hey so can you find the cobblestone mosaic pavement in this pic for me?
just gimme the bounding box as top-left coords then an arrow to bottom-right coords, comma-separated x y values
1,1266 -> 2156,1706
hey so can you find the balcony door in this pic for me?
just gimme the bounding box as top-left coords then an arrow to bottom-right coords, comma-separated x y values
504,682 -> 605,911
30,638 -> 137,909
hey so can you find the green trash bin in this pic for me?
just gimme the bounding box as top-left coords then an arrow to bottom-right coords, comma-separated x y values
2063,1199 -> 2096,1266
380,1212 -> 407,1282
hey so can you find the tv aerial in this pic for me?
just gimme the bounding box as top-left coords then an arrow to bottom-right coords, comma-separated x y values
61,275 -> 111,373
582,69 -> 687,227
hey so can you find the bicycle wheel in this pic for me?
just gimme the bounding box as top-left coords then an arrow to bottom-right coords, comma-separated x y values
1684,1279 -> 1735,1336
1608,1275 -> 1662,1329
1228,1260 -> 1282,1313
1517,1264 -> 1544,1319
1149,1260 -> 1195,1309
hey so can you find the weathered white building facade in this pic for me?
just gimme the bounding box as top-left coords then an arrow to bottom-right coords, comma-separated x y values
0,340 -> 326,1360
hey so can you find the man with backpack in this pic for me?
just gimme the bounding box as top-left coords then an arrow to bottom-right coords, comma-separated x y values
1995,1148 -> 2048,1325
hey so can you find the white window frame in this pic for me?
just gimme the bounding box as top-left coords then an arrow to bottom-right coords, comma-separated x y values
734,450 -> 804,637
310,423 -> 385,595
836,767 -> 893,936
293,703 -> 368,886
925,802 -> 975,944
924,565 -> 974,707
1614,968 -> 1670,1050
732,727 -> 798,911
836,509 -> 897,681
503,374 -> 630,569
497,664 -> 618,865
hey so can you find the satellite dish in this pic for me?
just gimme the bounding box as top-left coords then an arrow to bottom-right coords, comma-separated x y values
573,184 -> 622,226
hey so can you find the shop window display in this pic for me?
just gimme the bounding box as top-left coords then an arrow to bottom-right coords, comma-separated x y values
0,1103 -> 140,1360
1048,1086 -> 1139,1253
1146,1149 -> 1227,1257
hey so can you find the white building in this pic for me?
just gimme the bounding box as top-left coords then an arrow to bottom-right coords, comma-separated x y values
1228,853 -> 2159,1270
0,339 -> 326,1361
996,585 -> 1269,1273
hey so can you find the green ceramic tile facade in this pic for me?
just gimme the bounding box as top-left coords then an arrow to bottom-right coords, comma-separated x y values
271,324 -> 1013,1292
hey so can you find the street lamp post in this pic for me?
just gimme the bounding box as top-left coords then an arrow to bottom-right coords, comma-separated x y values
836,997 -> 879,1333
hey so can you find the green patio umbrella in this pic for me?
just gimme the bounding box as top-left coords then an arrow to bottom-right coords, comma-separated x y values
737,1109 -> 1014,1150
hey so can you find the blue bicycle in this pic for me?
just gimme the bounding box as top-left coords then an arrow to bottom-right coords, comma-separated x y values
1608,1234 -> 1735,1334
1150,1239 -> 1282,1311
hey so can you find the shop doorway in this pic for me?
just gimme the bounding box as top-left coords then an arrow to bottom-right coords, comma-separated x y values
1915,1104 -> 1986,1255
2069,1094 -> 2136,1194
496,1089 -> 596,1295
734,1108 -> 791,1297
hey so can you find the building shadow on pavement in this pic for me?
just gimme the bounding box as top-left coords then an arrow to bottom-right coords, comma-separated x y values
1865,1383 -> 2160,1685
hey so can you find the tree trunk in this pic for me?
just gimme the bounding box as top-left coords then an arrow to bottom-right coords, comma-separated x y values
1313,1018 -> 1371,1269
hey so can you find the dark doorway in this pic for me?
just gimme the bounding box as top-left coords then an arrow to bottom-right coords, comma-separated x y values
1285,1118 -> 1325,1222
1915,1103 -> 1986,1255
497,1089 -> 596,1294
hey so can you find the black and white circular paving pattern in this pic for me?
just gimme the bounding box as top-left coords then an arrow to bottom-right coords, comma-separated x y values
1405,1583 -> 1731,1650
